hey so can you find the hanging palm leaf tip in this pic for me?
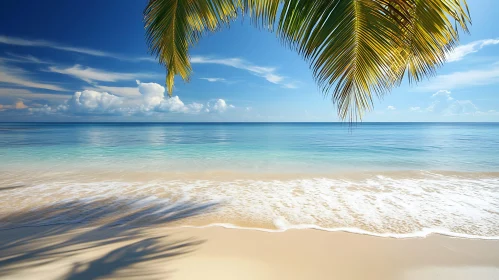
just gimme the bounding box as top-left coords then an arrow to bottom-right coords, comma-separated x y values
144,0 -> 470,121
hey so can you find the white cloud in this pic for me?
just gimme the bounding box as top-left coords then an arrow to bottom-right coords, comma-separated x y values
0,88 -> 69,101
66,90 -> 123,114
476,110 -> 499,116
444,100 -> 478,116
29,91 -> 123,115
431,89 -> 453,101
412,90 -> 487,117
29,104 -> 57,114
25,81 -> 234,117
157,96 -> 188,113
0,53 -> 51,64
138,81 -> 166,110
85,85 -> 140,98
282,83 -> 298,89
0,62 -> 66,91
409,99 -> 497,117
417,66 -> 499,92
187,102 -> 205,113
0,35 -> 109,56
213,99 -> 229,112
425,90 -> 456,113
48,65 -> 157,84
0,35 -> 153,62
447,39 -> 499,62
200,77 -> 226,83
387,105 -> 396,110
264,73 -> 284,84
426,100 -> 441,113
205,99 -> 235,113
26,91 -> 126,115
191,56 -> 295,88
136,81 -> 207,114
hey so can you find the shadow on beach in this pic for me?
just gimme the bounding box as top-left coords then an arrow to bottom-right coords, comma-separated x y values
0,184 -> 29,192
0,197 -> 218,279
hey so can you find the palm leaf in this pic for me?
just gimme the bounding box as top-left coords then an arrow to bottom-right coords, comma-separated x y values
394,0 -> 471,83
144,0 -> 470,120
144,0 -> 238,95
273,0 -> 411,120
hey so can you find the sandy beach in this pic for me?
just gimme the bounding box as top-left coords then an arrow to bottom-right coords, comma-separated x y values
0,225 -> 498,280
1,123 -> 499,279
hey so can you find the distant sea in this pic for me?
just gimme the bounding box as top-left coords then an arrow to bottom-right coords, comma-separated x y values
1,122 -> 498,238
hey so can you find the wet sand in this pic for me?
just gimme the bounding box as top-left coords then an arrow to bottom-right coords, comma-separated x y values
0,225 -> 498,280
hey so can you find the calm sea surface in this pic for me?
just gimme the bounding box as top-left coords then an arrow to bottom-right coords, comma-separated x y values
1,122 -> 498,173
1,122 -> 498,238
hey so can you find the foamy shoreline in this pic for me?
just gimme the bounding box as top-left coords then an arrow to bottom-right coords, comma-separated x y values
2,221 -> 499,241
181,223 -> 499,240
1,169 -> 499,238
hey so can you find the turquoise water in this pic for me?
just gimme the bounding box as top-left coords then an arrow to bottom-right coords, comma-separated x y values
1,122 -> 499,238
1,122 -> 499,172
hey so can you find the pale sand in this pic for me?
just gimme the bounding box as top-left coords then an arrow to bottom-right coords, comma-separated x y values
1,170 -> 499,279
3,168 -> 499,183
1,225 -> 499,280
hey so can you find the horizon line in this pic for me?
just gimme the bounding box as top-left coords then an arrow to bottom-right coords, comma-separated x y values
1,121 -> 498,124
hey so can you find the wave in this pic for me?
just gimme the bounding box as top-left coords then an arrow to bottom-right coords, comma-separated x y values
1,171 -> 498,239
181,223 -> 499,240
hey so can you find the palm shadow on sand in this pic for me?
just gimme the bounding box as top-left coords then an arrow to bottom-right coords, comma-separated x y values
0,197 -> 218,279
65,237 -> 204,280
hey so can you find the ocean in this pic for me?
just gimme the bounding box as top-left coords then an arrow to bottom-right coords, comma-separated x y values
1,122 -> 498,238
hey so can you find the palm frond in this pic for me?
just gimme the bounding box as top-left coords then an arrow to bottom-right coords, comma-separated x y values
238,0 -> 281,29
395,0 -> 471,83
144,0 -> 238,95
144,0 -> 470,120
274,0 -> 412,120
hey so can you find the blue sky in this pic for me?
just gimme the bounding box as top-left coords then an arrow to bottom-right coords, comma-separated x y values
0,0 -> 498,122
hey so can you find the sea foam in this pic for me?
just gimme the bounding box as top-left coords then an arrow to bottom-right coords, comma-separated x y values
1,172 -> 498,239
